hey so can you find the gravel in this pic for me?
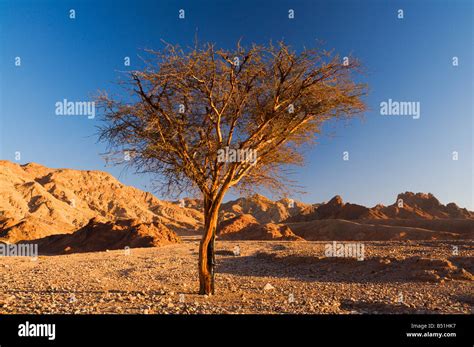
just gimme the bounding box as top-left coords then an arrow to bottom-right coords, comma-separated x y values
0,239 -> 472,314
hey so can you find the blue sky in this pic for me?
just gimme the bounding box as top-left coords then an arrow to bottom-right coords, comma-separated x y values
0,0 -> 472,209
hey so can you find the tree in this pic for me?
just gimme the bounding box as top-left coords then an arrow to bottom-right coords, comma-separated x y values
97,41 -> 367,295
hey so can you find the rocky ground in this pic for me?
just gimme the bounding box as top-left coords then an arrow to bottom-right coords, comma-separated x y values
0,238 -> 472,314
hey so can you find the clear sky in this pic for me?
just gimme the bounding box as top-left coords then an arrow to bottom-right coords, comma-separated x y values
0,0 -> 472,209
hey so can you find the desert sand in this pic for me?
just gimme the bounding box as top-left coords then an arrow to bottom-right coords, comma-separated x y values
0,238 -> 472,314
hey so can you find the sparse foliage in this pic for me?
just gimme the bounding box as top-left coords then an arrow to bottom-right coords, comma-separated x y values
97,40 -> 367,294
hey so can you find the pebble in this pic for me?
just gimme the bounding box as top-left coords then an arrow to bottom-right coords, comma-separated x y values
263,283 -> 275,291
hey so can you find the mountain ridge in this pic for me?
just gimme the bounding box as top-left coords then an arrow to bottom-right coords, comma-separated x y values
1,161 -> 472,247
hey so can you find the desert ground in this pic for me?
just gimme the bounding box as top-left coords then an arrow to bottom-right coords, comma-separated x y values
0,237 -> 472,314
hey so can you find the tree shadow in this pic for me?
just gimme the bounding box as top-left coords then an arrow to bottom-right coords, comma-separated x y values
217,252 -> 473,284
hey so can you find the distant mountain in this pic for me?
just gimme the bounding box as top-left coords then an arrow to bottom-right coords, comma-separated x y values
219,194 -> 315,224
285,192 -> 473,223
1,160 -> 472,246
219,192 -> 473,241
376,192 -> 473,219
22,217 -> 180,255
0,161 -> 202,242
217,214 -> 303,241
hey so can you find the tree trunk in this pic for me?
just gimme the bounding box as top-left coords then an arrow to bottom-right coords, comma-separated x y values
198,201 -> 219,295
